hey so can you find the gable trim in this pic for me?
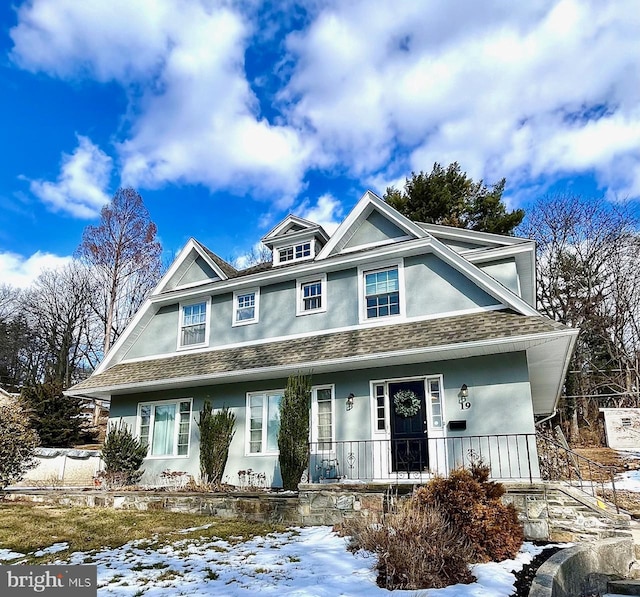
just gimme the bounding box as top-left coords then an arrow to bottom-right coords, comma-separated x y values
316,191 -> 428,259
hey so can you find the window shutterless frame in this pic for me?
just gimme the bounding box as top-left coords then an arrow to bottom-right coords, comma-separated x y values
296,273 -> 327,316
245,390 -> 284,455
310,384 -> 335,452
137,398 -> 192,458
232,288 -> 260,326
357,259 -> 405,323
177,297 -> 210,349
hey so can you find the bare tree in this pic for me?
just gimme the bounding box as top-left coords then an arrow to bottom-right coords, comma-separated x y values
521,194 -> 640,442
22,262 -> 96,388
77,188 -> 162,356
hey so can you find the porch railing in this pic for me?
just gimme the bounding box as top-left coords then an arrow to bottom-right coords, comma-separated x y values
307,433 -> 619,512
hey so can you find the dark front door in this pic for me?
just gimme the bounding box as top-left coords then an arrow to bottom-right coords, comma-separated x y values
389,380 -> 428,473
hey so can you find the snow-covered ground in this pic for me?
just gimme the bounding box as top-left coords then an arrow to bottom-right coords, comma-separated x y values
615,469 -> 640,492
0,526 -> 558,596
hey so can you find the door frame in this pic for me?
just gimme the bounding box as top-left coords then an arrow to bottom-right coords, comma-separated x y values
370,374 -> 446,478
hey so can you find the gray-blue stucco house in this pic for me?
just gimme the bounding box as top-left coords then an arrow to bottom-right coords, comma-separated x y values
68,191 -> 578,487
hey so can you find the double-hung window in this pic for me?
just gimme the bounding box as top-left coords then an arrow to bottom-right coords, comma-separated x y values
247,391 -> 283,454
233,289 -> 259,325
311,385 -> 334,451
179,300 -> 209,347
138,399 -> 192,457
297,274 -> 327,315
364,266 -> 400,319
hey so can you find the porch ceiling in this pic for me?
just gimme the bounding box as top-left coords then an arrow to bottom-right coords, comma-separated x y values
67,310 -> 577,411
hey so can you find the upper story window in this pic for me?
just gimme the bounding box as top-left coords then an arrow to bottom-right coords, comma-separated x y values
233,288 -> 259,326
364,266 -> 400,319
277,241 -> 312,264
297,274 -> 327,316
179,300 -> 209,348
138,398 -> 192,457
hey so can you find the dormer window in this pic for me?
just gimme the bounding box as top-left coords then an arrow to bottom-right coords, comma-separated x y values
279,242 -> 311,263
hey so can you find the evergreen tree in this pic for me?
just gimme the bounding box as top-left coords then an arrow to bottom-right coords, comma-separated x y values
384,162 -> 524,235
101,421 -> 148,487
0,401 -> 39,490
277,373 -> 311,490
21,382 -> 96,447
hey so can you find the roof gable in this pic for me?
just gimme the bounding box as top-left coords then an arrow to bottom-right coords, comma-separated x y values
261,215 -> 329,245
317,191 -> 428,258
155,238 -> 237,294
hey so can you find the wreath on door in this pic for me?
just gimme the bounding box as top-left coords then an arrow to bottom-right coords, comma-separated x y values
393,389 -> 421,418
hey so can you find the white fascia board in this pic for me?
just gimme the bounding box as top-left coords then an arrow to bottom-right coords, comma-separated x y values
316,190 -> 429,260
427,235 -> 540,317
76,329 -> 575,398
93,297 -> 157,374
462,242 -> 535,263
154,238 -> 228,295
420,223 -> 530,247
261,215 -> 324,242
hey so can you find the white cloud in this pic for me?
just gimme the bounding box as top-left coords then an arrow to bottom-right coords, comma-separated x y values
11,1 -> 310,206
281,0 -> 640,199
9,0 -> 640,208
298,193 -> 344,235
28,136 -> 112,218
0,251 -> 73,288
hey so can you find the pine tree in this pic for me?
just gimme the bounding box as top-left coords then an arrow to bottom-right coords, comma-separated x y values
198,402 -> 236,487
384,162 -> 524,235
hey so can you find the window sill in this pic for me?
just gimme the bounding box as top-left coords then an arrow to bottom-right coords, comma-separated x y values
144,454 -> 190,460
232,319 -> 258,327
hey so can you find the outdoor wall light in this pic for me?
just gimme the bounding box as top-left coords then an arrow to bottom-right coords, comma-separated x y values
459,384 -> 471,411
346,393 -> 355,411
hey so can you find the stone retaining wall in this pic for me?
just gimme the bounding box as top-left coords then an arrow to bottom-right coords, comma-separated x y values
3,482 -> 632,543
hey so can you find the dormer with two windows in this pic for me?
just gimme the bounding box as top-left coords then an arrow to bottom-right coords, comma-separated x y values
261,215 -> 330,266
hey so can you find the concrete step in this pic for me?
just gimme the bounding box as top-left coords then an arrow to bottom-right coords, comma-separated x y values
607,580 -> 640,595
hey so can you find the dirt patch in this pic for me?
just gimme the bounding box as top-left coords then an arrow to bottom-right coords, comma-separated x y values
573,448 -> 640,473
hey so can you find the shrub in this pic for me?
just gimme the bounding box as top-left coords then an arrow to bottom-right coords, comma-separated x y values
343,501 -> 474,590
100,421 -> 148,487
0,403 -> 39,490
413,462 -> 524,562
277,373 -> 311,490
198,402 -> 236,488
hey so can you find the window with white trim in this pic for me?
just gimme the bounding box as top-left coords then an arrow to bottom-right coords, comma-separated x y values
311,385 -> 334,450
138,399 -> 192,457
428,378 -> 443,429
278,242 -> 311,264
233,289 -> 259,325
297,274 -> 327,315
179,300 -> 208,347
364,266 -> 400,319
247,391 -> 283,454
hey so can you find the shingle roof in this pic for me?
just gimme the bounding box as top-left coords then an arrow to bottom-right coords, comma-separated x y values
192,240 -> 239,279
69,311 -> 571,394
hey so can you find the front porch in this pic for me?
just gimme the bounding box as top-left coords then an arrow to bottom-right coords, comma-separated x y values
306,433 -> 621,513
308,433 -> 539,484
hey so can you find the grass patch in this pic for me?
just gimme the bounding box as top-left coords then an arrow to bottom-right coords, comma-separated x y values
0,503 -> 286,562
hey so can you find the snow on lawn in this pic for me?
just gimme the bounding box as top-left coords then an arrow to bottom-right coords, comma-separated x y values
1,526 -> 554,596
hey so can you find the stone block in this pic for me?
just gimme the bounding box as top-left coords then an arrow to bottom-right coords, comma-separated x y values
524,520 -> 549,541
336,495 -> 354,510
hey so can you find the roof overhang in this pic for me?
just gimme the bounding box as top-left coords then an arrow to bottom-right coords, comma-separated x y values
69,324 -> 578,417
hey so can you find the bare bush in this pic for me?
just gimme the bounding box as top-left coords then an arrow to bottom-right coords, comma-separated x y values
342,502 -> 474,590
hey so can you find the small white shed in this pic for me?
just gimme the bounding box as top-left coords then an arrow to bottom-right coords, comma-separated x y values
600,408 -> 640,450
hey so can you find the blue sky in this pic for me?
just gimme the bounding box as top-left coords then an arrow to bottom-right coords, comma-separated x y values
1,0 -> 639,286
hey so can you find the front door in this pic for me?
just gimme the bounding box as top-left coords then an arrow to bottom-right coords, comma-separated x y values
389,380 -> 428,473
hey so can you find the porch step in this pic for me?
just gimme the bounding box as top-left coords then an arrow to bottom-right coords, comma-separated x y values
607,580 -> 640,595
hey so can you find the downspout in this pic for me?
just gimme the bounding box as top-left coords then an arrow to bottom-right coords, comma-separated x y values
535,408 -> 557,427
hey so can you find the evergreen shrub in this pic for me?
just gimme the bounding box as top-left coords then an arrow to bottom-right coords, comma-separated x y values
100,421 -> 148,487
277,373 -> 311,490
198,402 -> 236,488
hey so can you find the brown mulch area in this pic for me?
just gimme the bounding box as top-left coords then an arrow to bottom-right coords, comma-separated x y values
510,544 -> 563,597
